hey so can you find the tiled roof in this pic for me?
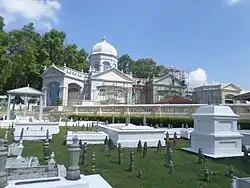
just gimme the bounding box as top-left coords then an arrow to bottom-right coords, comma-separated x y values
155,96 -> 194,104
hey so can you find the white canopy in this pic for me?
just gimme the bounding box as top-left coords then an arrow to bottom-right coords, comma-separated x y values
7,86 -> 43,96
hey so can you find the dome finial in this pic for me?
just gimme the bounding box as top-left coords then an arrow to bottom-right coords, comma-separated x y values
102,36 -> 106,41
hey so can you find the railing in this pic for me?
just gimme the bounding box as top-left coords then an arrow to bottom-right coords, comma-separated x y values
1,104 -> 250,119
72,104 -> 250,119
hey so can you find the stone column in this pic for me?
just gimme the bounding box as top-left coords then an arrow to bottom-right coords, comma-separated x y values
7,94 -> 11,120
39,95 -> 43,121
66,135 -> 81,180
42,87 -> 47,107
0,138 -> 8,187
60,86 -> 68,106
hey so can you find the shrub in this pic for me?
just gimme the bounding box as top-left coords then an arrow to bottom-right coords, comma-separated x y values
68,114 -> 250,129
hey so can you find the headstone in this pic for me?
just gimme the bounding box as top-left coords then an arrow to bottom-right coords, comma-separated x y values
118,143 -> 123,164
104,136 -> 108,152
165,132 -> 169,146
137,140 -> 142,152
91,152 -> 95,174
143,142 -> 147,158
79,140 -> 83,164
203,166 -> 209,182
228,164 -> 234,180
173,132 -> 177,146
198,148 -> 205,164
168,145 -> 173,167
157,140 -> 162,152
83,142 -> 88,166
43,131 -> 51,164
108,138 -> 114,159
48,152 -> 56,171
66,135 -> 81,180
169,160 -> 173,174
0,138 -> 8,187
129,149 -> 135,172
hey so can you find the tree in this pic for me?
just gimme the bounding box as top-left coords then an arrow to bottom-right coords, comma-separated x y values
132,58 -> 159,78
118,54 -> 133,74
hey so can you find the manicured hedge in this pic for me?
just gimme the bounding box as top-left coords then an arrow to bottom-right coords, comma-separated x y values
69,114 -> 250,129
70,115 -> 250,129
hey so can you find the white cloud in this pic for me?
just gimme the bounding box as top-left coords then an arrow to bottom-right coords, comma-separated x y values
226,0 -> 244,6
188,68 -> 208,88
0,0 -> 61,30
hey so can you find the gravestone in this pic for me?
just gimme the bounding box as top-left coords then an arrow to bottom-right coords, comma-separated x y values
79,140 -> 83,164
43,130 -> 51,164
66,135 -> 81,180
104,136 -> 108,152
129,149 -> 135,172
137,140 -> 142,152
173,132 -> 177,146
157,140 -> 162,152
118,143 -> 123,164
91,152 -> 95,174
83,142 -> 88,166
143,142 -> 147,158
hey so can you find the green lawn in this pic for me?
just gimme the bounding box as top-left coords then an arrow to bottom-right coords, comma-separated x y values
3,127 -> 250,188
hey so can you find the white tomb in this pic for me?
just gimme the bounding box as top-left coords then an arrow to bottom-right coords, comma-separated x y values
183,105 -> 243,158
6,174 -> 112,188
180,128 -> 194,139
14,122 -> 59,141
99,123 -> 165,148
66,131 -> 108,145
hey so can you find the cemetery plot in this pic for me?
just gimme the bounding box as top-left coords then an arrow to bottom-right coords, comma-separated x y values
4,126 -> 249,188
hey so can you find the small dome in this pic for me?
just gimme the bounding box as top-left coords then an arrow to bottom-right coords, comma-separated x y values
91,36 -> 117,57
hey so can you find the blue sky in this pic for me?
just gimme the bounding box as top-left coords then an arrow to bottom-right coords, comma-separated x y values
1,0 -> 250,90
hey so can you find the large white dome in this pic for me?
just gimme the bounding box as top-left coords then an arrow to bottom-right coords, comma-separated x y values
91,36 -> 117,57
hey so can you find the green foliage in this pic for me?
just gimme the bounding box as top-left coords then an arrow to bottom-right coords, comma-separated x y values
69,114 -> 250,129
0,17 -> 88,94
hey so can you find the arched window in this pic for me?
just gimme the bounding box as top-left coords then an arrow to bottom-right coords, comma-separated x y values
93,63 -> 100,71
103,61 -> 110,71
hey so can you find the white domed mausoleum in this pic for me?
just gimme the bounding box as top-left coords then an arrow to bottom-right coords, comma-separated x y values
41,37 -> 187,106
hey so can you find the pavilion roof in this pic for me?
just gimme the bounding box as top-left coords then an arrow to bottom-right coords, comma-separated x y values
7,86 -> 43,96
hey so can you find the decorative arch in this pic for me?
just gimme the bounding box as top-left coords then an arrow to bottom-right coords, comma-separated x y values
68,83 -> 82,106
103,61 -> 111,71
48,82 -> 60,106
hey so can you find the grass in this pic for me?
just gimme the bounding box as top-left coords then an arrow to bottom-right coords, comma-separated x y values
3,127 -> 250,188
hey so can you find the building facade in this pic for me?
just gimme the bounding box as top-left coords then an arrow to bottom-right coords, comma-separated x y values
42,37 -> 187,106
192,83 -> 242,104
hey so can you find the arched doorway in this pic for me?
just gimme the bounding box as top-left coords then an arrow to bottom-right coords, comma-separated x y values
48,82 -> 60,106
68,83 -> 81,106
